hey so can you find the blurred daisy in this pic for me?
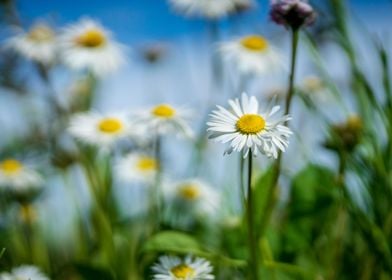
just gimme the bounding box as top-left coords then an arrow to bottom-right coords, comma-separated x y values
220,35 -> 283,76
164,179 -> 220,224
116,153 -> 158,184
0,265 -> 49,280
152,255 -> 214,280
68,111 -> 131,147
6,23 -> 57,65
207,93 -> 292,158
134,104 -> 193,137
60,18 -> 125,76
169,0 -> 235,19
0,159 -> 43,191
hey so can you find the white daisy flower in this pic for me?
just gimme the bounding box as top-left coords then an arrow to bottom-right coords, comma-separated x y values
0,159 -> 43,192
207,93 -> 292,158
219,35 -> 283,76
163,179 -> 220,227
6,23 -> 57,65
0,265 -> 49,280
68,111 -> 132,147
152,255 -> 214,280
133,104 -> 193,137
116,153 -> 158,184
168,0 -> 235,19
59,18 -> 126,76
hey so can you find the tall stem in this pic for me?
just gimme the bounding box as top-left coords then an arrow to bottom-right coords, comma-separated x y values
246,151 -> 259,280
261,28 -> 299,237
152,134 -> 162,230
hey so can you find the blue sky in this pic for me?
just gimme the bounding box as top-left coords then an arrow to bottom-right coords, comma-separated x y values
15,0 -> 392,42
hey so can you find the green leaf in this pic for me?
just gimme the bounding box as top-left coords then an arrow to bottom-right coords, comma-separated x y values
0,248 -> 5,259
142,231 -> 208,256
253,166 -> 276,238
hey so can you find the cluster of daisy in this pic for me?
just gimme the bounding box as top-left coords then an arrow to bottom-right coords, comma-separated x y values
0,265 -> 49,280
168,0 -> 254,19
6,18 -> 125,76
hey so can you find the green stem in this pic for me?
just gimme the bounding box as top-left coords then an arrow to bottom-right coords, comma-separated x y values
152,134 -> 162,230
261,28 -> 300,236
246,151 -> 259,280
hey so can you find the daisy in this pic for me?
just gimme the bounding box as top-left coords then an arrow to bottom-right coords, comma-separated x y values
219,34 -> 283,76
207,93 -> 292,158
6,23 -> 57,65
0,158 -> 43,192
68,111 -> 131,147
168,0 -> 235,19
116,153 -> 158,184
59,18 -> 125,76
165,179 -> 220,217
152,255 -> 214,280
0,265 -> 49,280
133,104 -> 193,137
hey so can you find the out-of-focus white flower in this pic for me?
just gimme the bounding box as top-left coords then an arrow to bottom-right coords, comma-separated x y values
6,23 -> 57,65
59,18 -> 126,76
152,255 -> 214,280
0,159 -> 43,192
219,35 -> 283,76
163,179 -> 220,224
133,104 -> 193,137
207,93 -> 292,158
0,265 -> 50,280
168,0 -> 235,19
116,153 -> 158,184
68,111 -> 132,147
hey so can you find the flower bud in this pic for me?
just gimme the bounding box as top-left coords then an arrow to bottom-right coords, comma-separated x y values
270,0 -> 316,30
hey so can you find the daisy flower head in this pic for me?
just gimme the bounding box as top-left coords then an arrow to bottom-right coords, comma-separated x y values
207,93 -> 292,158
0,158 -> 43,192
220,34 -> 283,76
168,0 -> 235,19
133,104 -> 193,137
0,265 -> 49,280
152,255 -> 214,280
60,18 -> 126,76
116,153 -> 158,185
6,23 -> 57,65
68,111 -> 132,148
162,179 -> 220,228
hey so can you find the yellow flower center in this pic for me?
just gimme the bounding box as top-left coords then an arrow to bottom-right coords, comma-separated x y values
241,35 -> 269,52
136,157 -> 157,172
76,29 -> 106,48
98,118 -> 123,134
236,114 -> 265,134
178,184 -> 201,200
171,264 -> 195,279
151,104 -> 176,118
0,159 -> 23,175
28,24 -> 54,42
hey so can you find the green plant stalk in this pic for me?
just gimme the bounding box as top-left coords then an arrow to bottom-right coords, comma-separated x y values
246,151 -> 259,280
261,28 -> 299,236
152,134 -> 162,230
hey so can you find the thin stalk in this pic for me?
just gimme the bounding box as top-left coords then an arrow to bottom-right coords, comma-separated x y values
152,134 -> 162,230
261,28 -> 300,235
246,151 -> 259,280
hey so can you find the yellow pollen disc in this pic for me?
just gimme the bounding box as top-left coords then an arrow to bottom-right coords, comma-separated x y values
0,159 -> 23,175
76,29 -> 106,48
28,25 -> 54,42
236,114 -> 265,134
241,35 -> 269,52
170,264 -> 195,279
136,157 -> 157,172
178,184 -> 200,200
151,104 -> 175,118
98,118 -> 123,134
